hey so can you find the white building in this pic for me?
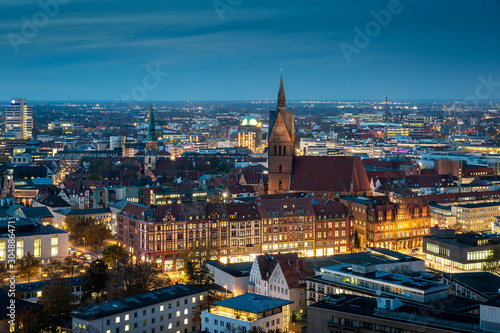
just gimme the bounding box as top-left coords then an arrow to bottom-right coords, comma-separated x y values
480,295 -> 500,332
202,293 -> 292,333
205,260 -> 251,296
248,253 -> 315,319
0,218 -> 68,265
72,284 -> 207,333
307,263 -> 449,305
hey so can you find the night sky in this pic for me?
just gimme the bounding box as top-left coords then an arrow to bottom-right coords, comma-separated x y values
1,0 -> 500,102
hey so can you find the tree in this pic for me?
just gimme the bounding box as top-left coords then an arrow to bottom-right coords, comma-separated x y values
65,216 -> 89,243
483,244 -> 500,273
181,243 -> 217,290
87,173 -> 104,181
43,260 -> 64,278
107,260 -> 171,300
66,216 -> 111,246
353,230 -> 361,250
101,244 -> 129,266
63,255 -> 79,277
16,305 -> 50,333
40,273 -> 75,321
83,222 -> 111,247
17,252 -> 40,282
82,259 -> 109,302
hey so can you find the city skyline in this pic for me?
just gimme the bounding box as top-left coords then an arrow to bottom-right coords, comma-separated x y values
1,0 -> 500,101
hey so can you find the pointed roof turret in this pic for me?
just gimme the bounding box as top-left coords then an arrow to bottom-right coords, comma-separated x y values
146,102 -> 156,142
277,74 -> 286,109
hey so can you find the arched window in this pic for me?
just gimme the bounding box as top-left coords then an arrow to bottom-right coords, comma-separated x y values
279,146 -> 282,156
279,181 -> 282,190
274,145 -> 277,155
279,165 -> 282,173
283,145 -> 286,155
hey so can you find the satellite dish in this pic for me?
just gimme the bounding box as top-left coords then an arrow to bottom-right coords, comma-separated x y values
376,289 -> 382,296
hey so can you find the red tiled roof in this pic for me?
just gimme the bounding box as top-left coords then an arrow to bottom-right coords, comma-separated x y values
228,185 -> 256,194
290,156 -> 371,193
226,203 -> 260,220
277,259 -> 315,288
255,253 -> 299,281
366,170 -> 405,180
121,202 -> 147,219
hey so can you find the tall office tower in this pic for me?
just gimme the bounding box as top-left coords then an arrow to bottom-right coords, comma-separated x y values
4,98 -> 33,139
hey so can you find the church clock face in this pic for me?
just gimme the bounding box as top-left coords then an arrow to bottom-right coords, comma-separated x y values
275,124 -> 285,135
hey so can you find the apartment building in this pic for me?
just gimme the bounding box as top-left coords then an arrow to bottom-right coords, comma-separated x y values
226,203 -> 261,263
202,293 -> 292,333
248,253 -> 315,319
72,284 -> 206,333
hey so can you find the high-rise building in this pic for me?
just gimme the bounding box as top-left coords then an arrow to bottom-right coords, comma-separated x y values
4,98 -> 33,140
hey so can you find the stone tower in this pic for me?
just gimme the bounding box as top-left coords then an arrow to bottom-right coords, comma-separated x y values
267,74 -> 295,194
144,102 -> 158,171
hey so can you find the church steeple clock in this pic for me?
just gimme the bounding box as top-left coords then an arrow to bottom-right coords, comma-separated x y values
268,74 -> 295,194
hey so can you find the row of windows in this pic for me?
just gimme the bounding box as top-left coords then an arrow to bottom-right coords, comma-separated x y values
0,236 -> 58,261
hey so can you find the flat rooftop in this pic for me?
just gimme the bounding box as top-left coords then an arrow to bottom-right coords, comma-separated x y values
310,294 -> 480,332
72,284 -> 205,321
305,248 -> 420,272
322,264 -> 447,292
206,260 -> 253,277
445,272 -> 500,297
213,293 -> 292,314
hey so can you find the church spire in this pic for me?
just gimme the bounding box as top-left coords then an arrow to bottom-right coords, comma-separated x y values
277,73 -> 286,109
146,101 -> 156,143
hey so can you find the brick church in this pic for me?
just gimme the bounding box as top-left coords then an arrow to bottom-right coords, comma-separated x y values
267,75 -> 372,198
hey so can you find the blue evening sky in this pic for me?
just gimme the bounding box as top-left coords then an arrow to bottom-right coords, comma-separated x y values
1,0 -> 499,102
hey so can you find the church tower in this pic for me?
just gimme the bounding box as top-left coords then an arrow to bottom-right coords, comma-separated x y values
267,74 -> 295,194
144,102 -> 158,171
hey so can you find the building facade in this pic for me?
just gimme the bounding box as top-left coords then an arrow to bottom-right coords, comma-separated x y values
72,284 -> 206,333
4,98 -> 33,140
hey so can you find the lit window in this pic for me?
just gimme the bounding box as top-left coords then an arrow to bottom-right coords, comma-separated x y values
116,316 -> 120,323
184,319 -> 188,325
51,236 -> 58,257
192,297 -> 196,303
37,291 -> 42,297
200,295 -> 204,301
125,325 -> 129,331
125,314 -> 129,321
0,241 -> 5,261
176,311 -> 180,317
160,305 -> 164,311
184,309 -> 188,315
16,239 -> 24,259
34,237 -> 41,257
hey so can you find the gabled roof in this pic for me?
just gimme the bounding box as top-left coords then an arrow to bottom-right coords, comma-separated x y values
276,259 -> 315,289
290,156 -> 371,193
255,253 -> 299,281
16,206 -> 53,218
36,193 -> 71,208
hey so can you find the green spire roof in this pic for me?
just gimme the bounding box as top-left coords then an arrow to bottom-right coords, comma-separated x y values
147,102 -> 156,142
